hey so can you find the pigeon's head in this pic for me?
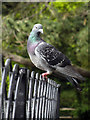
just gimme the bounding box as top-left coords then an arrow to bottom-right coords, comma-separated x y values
32,24 -> 43,35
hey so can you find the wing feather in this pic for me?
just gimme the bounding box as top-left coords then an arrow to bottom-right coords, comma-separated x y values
35,42 -> 71,67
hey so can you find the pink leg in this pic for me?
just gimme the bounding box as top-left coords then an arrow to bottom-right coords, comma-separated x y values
42,72 -> 50,79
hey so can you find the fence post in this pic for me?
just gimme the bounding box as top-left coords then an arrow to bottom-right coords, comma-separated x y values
6,64 -> 19,119
35,74 -> 42,119
31,73 -> 39,119
56,84 -> 61,119
27,71 -> 34,119
14,68 -> 28,119
0,59 -> 11,119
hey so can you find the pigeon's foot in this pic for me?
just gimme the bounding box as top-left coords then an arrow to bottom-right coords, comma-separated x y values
42,72 -> 49,79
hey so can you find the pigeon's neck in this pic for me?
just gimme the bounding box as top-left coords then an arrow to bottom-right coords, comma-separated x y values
27,31 -> 41,55
29,31 -> 41,44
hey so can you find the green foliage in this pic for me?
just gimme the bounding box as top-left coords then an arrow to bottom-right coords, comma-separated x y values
76,27 -> 88,68
51,2 -> 84,13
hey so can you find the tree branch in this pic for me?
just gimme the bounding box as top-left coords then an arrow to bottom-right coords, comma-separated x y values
2,50 -> 34,68
2,50 -> 90,78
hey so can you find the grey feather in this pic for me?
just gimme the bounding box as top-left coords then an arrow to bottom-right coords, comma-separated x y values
35,42 -> 71,67
66,76 -> 82,91
55,65 -> 85,81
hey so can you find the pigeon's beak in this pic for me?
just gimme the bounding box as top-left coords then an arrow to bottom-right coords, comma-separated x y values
38,29 -> 43,34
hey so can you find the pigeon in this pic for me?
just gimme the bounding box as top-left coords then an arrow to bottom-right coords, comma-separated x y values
27,23 -> 85,91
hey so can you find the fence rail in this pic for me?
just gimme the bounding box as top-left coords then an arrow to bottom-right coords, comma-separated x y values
0,59 -> 61,119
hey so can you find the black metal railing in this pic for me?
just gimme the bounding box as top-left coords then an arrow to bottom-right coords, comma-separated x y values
0,59 -> 61,119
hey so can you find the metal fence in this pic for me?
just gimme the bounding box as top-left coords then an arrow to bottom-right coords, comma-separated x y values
0,59 -> 61,119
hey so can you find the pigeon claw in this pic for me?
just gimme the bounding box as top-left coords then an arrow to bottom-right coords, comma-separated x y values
42,72 -> 49,79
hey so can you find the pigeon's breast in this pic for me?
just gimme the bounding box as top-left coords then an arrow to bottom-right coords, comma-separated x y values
29,52 -> 53,73
27,37 -> 43,54
27,41 -> 45,70
27,42 -> 38,55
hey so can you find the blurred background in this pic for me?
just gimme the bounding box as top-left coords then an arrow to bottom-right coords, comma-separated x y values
2,2 -> 90,119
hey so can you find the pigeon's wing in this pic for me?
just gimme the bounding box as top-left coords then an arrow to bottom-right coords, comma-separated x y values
35,42 -> 85,81
35,42 -> 71,67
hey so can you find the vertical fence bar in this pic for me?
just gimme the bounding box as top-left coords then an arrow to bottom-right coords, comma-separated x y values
54,81 -> 58,118
27,71 -> 34,119
50,80 -> 53,119
0,59 -> 11,119
48,79 -> 51,118
6,64 -> 19,119
31,73 -> 38,119
35,74 -> 41,119
41,78 -> 47,119
26,69 -> 30,119
12,73 -> 20,119
52,81 -> 56,119
46,78 -> 50,119
48,80 -> 52,119
56,84 -> 61,119
39,75 -> 45,119
44,80 -> 48,119
13,68 -> 27,119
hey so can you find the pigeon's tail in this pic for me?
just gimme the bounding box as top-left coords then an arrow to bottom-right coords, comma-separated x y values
54,65 -> 85,91
66,76 -> 82,91
55,65 -> 85,81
